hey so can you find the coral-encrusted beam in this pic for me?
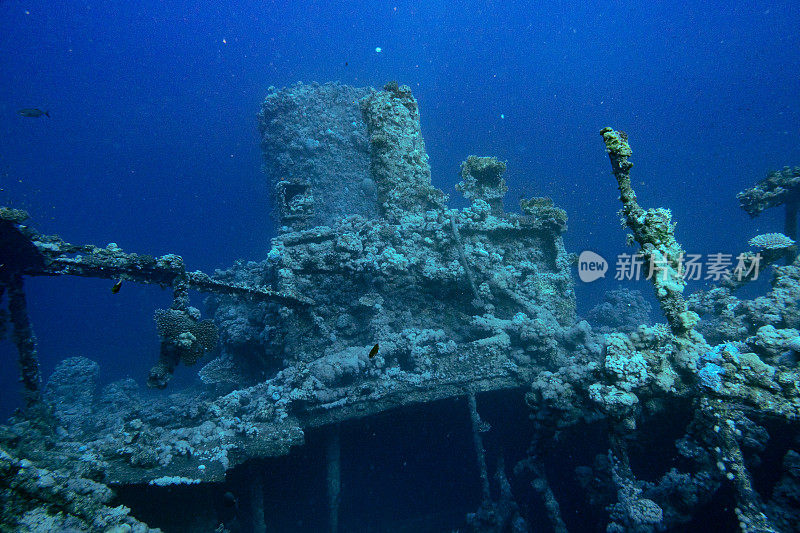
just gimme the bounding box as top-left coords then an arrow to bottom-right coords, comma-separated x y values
600,128 -> 698,336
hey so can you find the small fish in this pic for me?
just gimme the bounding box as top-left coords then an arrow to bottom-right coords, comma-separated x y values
219,490 -> 239,523
111,280 -> 123,294
368,343 -> 379,359
18,108 -> 50,118
222,491 -> 238,509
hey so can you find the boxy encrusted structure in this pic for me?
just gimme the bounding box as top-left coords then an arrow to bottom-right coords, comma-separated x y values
0,81 -> 577,494
258,83 -> 378,230
210,81 -> 577,424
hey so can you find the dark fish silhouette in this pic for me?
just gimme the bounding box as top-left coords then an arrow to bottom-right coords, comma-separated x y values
111,280 -> 123,294
222,491 -> 238,509
18,108 -> 50,118
368,343 -> 379,359
219,490 -> 239,526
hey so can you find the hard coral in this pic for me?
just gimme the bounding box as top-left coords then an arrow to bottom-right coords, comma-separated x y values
148,308 -> 218,388
154,308 -> 218,364
748,232 -> 795,250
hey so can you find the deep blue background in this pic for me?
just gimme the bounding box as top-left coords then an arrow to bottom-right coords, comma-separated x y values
1,0 -> 798,416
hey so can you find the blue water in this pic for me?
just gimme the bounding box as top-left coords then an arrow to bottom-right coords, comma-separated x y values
1,0 -> 798,431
